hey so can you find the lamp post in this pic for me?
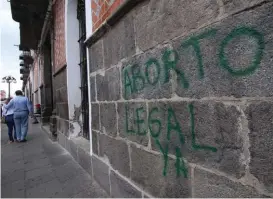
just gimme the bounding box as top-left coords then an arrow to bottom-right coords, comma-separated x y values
2,76 -> 17,98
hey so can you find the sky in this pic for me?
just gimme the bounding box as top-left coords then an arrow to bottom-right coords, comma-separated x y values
0,0 -> 22,98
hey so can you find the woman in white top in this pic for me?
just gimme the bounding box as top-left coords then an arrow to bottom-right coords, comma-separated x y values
2,98 -> 17,143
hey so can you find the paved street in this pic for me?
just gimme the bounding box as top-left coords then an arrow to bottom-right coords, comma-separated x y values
1,122 -> 108,198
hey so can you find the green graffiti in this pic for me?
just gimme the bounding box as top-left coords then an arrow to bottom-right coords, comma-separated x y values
132,64 -> 145,92
175,147 -> 188,178
219,26 -> 265,76
135,107 -> 147,135
167,107 -> 185,145
125,104 -> 135,134
188,103 -> 217,152
156,139 -> 169,176
145,58 -> 161,86
181,29 -> 217,79
122,26 -> 265,99
148,107 -> 162,138
123,67 -> 133,100
162,49 -> 189,88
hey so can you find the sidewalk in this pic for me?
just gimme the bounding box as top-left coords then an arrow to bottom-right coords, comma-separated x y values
1,122 -> 108,198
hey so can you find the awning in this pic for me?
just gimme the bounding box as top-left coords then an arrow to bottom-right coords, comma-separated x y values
10,0 -> 49,50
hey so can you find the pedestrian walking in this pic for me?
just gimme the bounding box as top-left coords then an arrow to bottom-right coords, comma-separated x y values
2,98 -> 17,143
4,90 -> 33,142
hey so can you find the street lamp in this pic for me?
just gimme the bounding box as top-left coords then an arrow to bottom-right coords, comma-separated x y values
2,76 -> 17,98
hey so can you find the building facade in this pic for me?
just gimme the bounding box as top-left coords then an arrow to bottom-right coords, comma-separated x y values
0,90 -> 7,100
11,0 -> 273,198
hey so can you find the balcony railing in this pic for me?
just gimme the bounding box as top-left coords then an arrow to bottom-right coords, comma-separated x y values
19,51 -> 31,60
20,67 -> 30,74
19,51 -> 33,64
20,60 -> 25,66
20,73 -> 28,81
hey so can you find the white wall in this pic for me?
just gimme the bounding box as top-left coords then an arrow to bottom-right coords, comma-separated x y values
30,64 -> 34,102
65,0 -> 82,137
85,0 -> 93,155
38,56 -> 41,104
85,0 -> 92,39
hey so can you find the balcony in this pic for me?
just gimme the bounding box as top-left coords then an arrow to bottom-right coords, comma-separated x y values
19,51 -> 34,64
20,73 -> 28,81
10,0 -> 49,50
19,60 -> 25,67
20,67 -> 30,74
19,51 -> 31,59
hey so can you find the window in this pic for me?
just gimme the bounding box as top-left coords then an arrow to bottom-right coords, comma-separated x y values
77,0 -> 89,139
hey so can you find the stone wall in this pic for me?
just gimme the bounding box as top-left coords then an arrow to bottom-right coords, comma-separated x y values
87,0 -> 273,197
41,42 -> 53,124
53,68 -> 69,138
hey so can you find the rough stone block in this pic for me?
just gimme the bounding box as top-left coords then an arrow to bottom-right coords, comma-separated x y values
100,103 -> 117,137
221,0 -> 267,15
172,2 -> 273,98
110,170 -> 142,198
246,101 -> 273,192
56,103 -> 69,120
92,156 -> 110,195
66,139 -> 78,162
148,101 -> 244,178
121,45 -> 172,100
103,13 -> 135,68
54,68 -> 67,90
73,181 -> 109,198
90,75 -> 96,102
99,134 -> 130,177
91,103 -> 100,131
89,39 -> 104,73
135,0 -> 219,51
58,132 -> 66,149
92,131 -> 99,155
50,116 -> 57,124
96,67 -> 120,101
78,147 -> 92,176
55,87 -> 68,103
130,144 -> 191,198
117,102 -> 149,146
58,119 -> 69,136
193,168 -> 265,197
50,124 -> 57,134
57,117 -> 61,132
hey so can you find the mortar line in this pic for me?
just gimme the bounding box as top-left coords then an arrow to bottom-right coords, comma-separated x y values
191,165 -> 195,198
108,167 -> 112,197
90,96 -> 273,104
190,163 -> 273,197
115,102 -> 119,137
101,38 -> 105,70
146,101 -> 151,150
